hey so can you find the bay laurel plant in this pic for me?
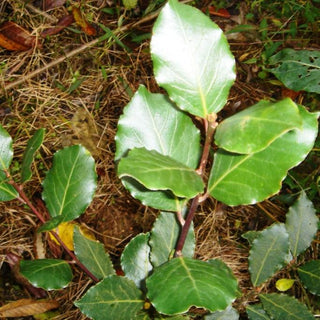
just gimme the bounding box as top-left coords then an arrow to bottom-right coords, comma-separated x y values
0,0 -> 319,319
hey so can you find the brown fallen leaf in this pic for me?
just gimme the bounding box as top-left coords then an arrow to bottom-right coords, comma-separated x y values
43,0 -> 67,11
281,87 -> 301,100
0,299 -> 59,317
72,6 -> 96,36
0,21 -> 37,51
208,6 -> 231,18
41,14 -> 75,37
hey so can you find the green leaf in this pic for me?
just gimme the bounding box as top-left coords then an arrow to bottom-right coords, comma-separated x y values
285,191 -> 318,257
249,224 -> 290,287
73,226 -> 115,280
118,148 -> 204,199
121,233 -> 153,290
146,257 -> 238,315
75,275 -> 144,320
151,0 -> 235,118
298,260 -> 320,296
20,259 -> 72,290
0,125 -> 18,201
115,85 -> 200,211
205,305 -> 239,319
42,145 -> 97,228
268,49 -> 320,94
214,99 -> 302,154
21,128 -> 45,183
259,293 -> 314,320
122,0 -> 138,10
242,231 -> 260,245
246,304 -> 271,320
209,105 -> 318,205
149,211 -> 195,267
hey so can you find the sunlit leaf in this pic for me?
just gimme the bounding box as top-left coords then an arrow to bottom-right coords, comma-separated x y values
285,191 -> 318,257
73,226 -> 114,280
209,105 -> 318,205
0,125 -> 18,201
151,0 -> 235,118
20,259 -> 72,290
298,260 -> 320,296
21,129 -> 45,183
149,211 -> 195,267
276,279 -> 295,292
118,148 -> 204,199
121,233 -> 152,290
205,305 -> 239,319
42,145 -> 97,229
214,99 -> 302,154
146,257 -> 238,315
122,0 -> 138,10
260,293 -> 314,320
75,275 -> 144,320
249,224 -> 290,287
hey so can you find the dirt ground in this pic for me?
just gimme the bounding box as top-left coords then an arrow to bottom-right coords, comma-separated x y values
0,0 -> 319,319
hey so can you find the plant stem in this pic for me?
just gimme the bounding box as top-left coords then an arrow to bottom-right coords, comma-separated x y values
175,114 -> 218,257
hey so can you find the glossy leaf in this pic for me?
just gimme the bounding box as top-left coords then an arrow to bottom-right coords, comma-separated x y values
118,148 -> 204,199
298,260 -> 320,296
151,0 -> 235,118
115,85 -> 200,211
246,304 -> 271,320
260,293 -> 314,320
42,145 -> 97,229
268,49 -> 320,94
285,191 -> 318,257
214,99 -> 302,154
20,259 -> 72,290
249,224 -> 290,287
21,128 -> 45,183
276,279 -> 295,292
205,305 -> 239,319
146,257 -> 238,315
0,125 -> 18,201
149,211 -> 195,267
121,233 -> 152,290
73,226 -> 115,280
209,105 -> 318,205
75,275 -> 144,320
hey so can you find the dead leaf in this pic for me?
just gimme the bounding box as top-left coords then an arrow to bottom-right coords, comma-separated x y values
43,0 -> 67,11
0,21 -> 37,51
41,14 -> 75,37
281,87 -> 301,100
208,6 -> 231,18
0,299 -> 59,317
71,7 -> 96,36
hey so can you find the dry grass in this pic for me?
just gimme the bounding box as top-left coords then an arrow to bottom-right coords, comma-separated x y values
0,0 -> 319,319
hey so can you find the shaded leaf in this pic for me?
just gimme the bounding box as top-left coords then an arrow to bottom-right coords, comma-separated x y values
285,191 -> 318,257
298,260 -> 320,296
146,257 -> 238,315
260,293 -> 314,320
41,14 -> 75,37
0,125 -> 18,201
276,279 -> 295,292
72,7 -> 96,36
73,226 -> 114,280
75,275 -> 144,320
268,49 -> 320,94
0,21 -> 36,51
209,105 -> 318,205
43,0 -> 66,11
118,148 -> 204,199
205,305 -> 239,319
208,6 -> 231,18
149,211 -> 195,267
151,0 -> 235,118
121,233 -> 152,290
20,259 -> 72,290
115,85 -> 200,210
21,129 -> 45,183
214,99 -> 302,154
246,304 -> 271,320
42,145 -> 97,228
249,224 -> 290,287
242,231 -> 260,245
0,299 -> 59,317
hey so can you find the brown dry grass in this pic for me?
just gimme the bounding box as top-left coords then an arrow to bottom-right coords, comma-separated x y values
0,0 -> 319,319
